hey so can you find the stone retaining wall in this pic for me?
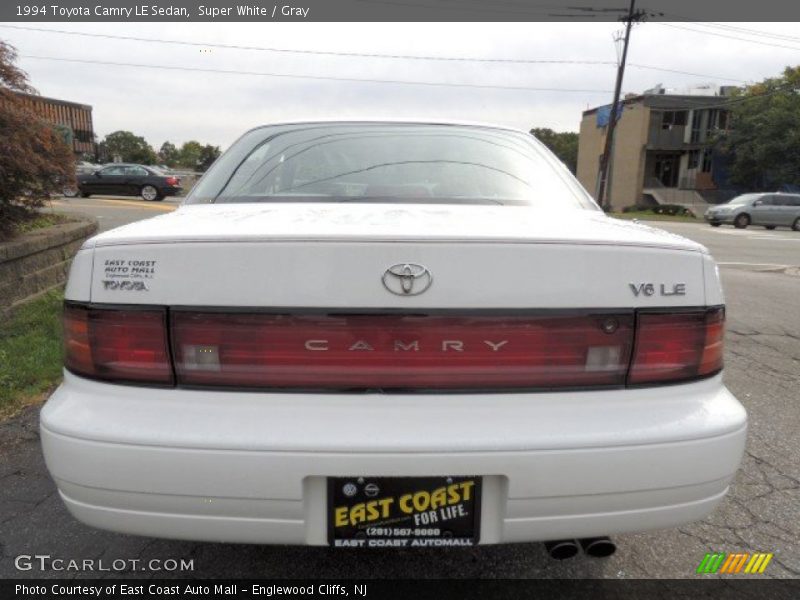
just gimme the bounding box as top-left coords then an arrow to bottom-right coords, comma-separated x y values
0,218 -> 97,316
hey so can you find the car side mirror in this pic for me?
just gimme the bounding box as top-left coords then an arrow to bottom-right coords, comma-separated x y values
94,171 -> 102,178
753,199 -> 762,206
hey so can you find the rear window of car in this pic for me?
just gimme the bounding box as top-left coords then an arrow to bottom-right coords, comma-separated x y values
186,123 -> 596,209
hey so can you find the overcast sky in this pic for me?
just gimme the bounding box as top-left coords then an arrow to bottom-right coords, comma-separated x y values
1,21 -> 798,150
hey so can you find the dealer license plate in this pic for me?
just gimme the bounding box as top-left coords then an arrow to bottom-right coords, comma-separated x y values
328,476 -> 481,548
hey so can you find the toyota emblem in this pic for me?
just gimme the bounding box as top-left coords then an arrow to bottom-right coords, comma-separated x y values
382,263 -> 433,296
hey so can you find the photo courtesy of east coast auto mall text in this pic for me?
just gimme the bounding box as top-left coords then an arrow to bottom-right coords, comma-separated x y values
0,0 -> 798,598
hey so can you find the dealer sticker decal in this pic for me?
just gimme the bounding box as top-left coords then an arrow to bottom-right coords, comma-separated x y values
101,258 -> 157,291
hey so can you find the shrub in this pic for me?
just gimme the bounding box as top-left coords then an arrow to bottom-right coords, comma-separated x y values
651,204 -> 695,217
620,204 -> 697,218
0,41 -> 75,238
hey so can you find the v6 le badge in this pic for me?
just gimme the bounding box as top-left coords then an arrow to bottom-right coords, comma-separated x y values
629,282 -> 686,297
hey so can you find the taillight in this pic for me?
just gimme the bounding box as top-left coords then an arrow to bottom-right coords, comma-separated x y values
628,308 -> 724,385
171,313 -> 635,390
63,304 -> 724,390
165,176 -> 179,186
63,305 -> 173,384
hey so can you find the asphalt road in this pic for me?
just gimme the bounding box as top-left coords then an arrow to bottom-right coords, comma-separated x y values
1,200 -> 799,579
45,195 -> 181,232
645,220 -> 800,271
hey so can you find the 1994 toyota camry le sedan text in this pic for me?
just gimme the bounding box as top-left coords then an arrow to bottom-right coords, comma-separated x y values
41,121 -> 746,555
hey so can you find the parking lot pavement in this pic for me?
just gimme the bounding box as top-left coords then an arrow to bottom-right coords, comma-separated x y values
45,195 -> 179,232
1,217 -> 798,579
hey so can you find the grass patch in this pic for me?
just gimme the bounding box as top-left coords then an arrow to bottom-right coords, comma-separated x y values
12,212 -> 72,236
0,211 -> 74,242
0,289 -> 64,419
612,211 -> 699,223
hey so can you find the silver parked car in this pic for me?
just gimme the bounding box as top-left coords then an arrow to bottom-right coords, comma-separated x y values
705,193 -> 800,230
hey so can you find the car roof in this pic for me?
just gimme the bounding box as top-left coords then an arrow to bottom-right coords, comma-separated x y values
100,163 -> 153,169
242,119 -> 529,136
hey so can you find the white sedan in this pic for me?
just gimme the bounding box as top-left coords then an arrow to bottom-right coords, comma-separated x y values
42,121 -> 746,558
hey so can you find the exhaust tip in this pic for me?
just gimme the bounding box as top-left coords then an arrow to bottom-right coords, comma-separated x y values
579,537 -> 616,558
544,539 -> 580,560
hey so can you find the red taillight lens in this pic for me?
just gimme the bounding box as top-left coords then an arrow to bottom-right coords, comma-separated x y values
63,305 -> 724,390
171,313 -> 634,390
165,176 -> 179,186
63,305 -> 173,384
628,308 -> 724,385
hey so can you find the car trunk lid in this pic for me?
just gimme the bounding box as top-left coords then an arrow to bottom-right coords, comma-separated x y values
85,203 -> 708,309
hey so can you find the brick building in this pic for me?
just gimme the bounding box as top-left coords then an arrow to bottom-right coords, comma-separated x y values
13,91 -> 95,158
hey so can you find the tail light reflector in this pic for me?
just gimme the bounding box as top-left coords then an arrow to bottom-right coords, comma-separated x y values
165,176 -> 179,186
171,313 -> 635,390
63,305 -> 173,384
628,308 -> 724,385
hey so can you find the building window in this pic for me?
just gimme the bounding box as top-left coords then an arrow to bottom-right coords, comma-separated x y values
706,109 -> 719,136
717,110 -> 729,130
661,110 -> 688,130
74,129 -> 93,143
702,148 -> 713,173
687,149 -> 700,170
690,110 -> 703,143
654,154 -> 680,187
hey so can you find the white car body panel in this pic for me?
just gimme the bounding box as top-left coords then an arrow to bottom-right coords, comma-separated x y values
82,204 -> 708,308
44,121 -> 745,546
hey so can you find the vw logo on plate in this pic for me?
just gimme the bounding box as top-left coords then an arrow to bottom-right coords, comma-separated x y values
342,482 -> 358,497
382,263 -> 433,296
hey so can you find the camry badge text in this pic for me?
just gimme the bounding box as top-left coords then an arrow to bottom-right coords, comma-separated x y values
304,340 -> 509,352
382,263 -> 433,296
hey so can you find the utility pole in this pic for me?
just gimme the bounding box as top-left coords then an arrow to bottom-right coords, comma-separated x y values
595,0 -> 646,211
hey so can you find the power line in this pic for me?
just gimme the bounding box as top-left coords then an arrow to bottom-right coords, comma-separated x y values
352,0 -> 625,18
1,24 -> 613,65
692,22 -> 800,44
629,64 -> 747,83
647,13 -> 800,44
0,25 -> 749,83
655,22 -> 800,53
18,54 -> 614,93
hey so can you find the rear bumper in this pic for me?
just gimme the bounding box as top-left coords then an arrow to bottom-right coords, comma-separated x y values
161,186 -> 182,197
41,372 -> 747,545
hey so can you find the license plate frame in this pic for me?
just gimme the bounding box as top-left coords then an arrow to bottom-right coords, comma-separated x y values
327,476 -> 481,548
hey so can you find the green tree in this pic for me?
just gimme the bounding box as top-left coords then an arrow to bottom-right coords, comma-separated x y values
197,144 -> 221,172
529,127 -> 579,174
177,140 -> 203,170
0,41 -> 74,237
99,130 -> 157,165
716,66 -> 800,189
158,141 -> 179,167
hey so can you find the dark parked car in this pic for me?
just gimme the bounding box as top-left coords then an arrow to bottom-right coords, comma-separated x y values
65,163 -> 182,201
